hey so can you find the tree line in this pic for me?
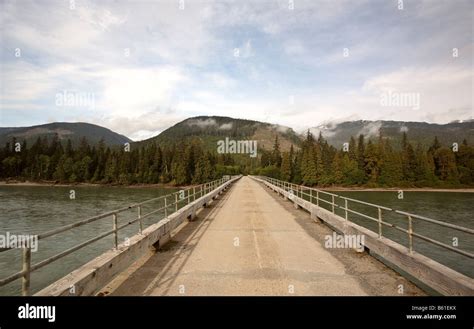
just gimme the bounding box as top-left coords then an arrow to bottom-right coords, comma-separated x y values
256,132 -> 474,187
2,131 -> 473,187
0,135 -> 240,185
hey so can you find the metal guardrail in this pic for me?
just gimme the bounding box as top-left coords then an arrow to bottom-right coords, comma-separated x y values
258,176 -> 474,260
0,176 -> 237,295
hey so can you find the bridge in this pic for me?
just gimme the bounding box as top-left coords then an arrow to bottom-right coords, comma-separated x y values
1,176 -> 473,296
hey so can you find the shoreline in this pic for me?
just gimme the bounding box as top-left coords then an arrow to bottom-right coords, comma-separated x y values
0,180 -> 184,189
1,180 -> 473,192
323,187 -> 474,193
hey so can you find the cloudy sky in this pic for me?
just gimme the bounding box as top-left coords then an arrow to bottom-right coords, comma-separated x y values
0,0 -> 472,140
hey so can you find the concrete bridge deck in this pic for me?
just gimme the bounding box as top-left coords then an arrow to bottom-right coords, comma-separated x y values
101,176 -> 424,296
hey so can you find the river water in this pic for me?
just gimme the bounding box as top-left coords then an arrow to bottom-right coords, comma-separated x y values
0,185 -> 472,295
0,185 -> 177,295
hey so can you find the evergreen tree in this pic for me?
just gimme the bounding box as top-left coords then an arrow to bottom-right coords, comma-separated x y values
364,140 -> 380,184
272,135 -> 282,167
414,143 -> 436,185
280,152 -> 291,181
348,136 -> 357,161
433,147 -> 459,184
456,140 -> 474,185
332,152 -> 344,184
357,134 -> 366,172
378,140 -> 403,186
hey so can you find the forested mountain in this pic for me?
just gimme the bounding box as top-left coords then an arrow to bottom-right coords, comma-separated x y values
1,117 -> 473,187
138,116 -> 301,152
0,122 -> 131,147
310,120 -> 474,149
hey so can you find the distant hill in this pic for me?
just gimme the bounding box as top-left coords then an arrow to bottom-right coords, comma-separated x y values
138,116 -> 302,152
3,118 -> 472,152
0,122 -> 131,147
309,120 -> 474,149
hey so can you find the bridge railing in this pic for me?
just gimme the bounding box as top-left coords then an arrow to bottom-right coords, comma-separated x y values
257,176 -> 474,261
0,175 -> 239,296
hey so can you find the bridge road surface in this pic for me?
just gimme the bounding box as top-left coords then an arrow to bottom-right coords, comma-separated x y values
103,176 -> 424,296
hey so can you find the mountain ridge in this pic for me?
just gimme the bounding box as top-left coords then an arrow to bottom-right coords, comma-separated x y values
2,117 -> 473,150
136,115 -> 302,152
0,122 -> 131,147
308,119 -> 474,149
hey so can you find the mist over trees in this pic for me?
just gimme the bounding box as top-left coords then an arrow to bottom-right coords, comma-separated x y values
256,132 -> 474,188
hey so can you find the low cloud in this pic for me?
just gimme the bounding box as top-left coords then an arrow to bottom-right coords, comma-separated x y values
272,124 -> 290,134
185,119 -> 233,131
356,121 -> 382,138
219,122 -> 233,130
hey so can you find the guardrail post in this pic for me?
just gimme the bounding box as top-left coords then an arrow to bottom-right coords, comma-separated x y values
345,199 -> 348,220
175,193 -> 178,212
21,246 -> 31,296
408,215 -> 413,253
138,205 -> 143,234
331,195 -> 335,213
310,189 -> 313,204
113,213 -> 118,249
194,186 -> 196,201
378,208 -> 382,238
316,190 -> 319,207
164,197 -> 168,218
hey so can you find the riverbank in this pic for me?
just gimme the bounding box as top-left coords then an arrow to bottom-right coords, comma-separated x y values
323,187 -> 474,193
0,180 -> 183,189
2,180 -> 473,192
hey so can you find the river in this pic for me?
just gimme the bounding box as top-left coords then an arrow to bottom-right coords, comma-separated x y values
0,185 -> 177,295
